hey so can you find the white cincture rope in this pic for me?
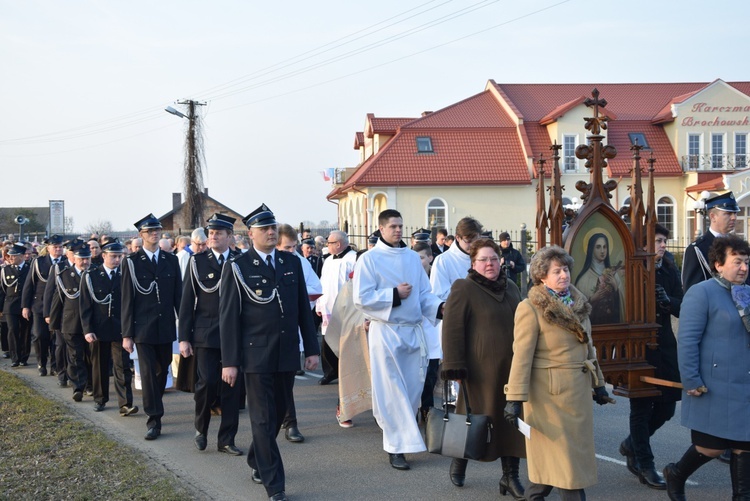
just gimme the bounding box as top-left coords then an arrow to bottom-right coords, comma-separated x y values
191,256 -> 220,294
125,257 -> 160,303
1,268 -> 19,291
84,272 -> 113,318
56,273 -> 80,300
231,262 -> 283,313
33,259 -> 48,284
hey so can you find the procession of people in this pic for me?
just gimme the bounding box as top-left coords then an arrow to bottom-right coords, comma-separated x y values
2,195 -> 749,500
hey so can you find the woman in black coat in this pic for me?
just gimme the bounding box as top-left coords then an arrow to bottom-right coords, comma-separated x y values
619,224 -> 682,489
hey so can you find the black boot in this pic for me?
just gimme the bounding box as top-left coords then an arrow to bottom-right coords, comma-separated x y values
449,458 -> 468,487
731,451 -> 750,501
663,445 -> 713,501
499,456 -> 525,499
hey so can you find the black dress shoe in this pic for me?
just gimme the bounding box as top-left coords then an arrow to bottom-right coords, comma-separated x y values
269,491 -> 287,501
73,390 -> 83,402
218,444 -> 243,456
619,440 -> 639,476
49,369 -> 57,377
57,380 -> 68,387
250,468 -> 262,484
144,428 -> 161,440
11,362 -> 20,368
318,375 -> 337,385
194,431 -> 207,450
19,361 -> 28,367
119,405 -> 139,416
638,468 -> 666,490
2,352 -> 9,358
84,388 -> 94,396
38,366 -> 47,376
93,402 -> 105,412
389,453 -> 410,470
284,426 -> 305,443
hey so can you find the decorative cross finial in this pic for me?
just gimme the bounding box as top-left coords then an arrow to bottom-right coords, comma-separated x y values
583,88 -> 609,135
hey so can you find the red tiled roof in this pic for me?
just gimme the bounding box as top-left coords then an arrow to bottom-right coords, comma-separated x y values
365,115 -> 414,137
539,96 -> 617,126
404,91 -> 516,128
353,131 -> 364,149
651,90 -> 701,124
491,82 -> 750,121
342,129 -> 529,188
685,176 -> 726,193
606,121 -> 682,177
524,122 -> 554,177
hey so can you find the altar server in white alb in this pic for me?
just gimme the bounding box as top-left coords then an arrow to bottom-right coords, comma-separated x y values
352,209 -> 443,471
429,216 -> 483,301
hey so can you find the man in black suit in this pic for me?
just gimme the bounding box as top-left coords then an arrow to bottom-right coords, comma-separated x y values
80,239 -> 138,415
430,228 -> 448,257
44,239 -> 81,386
0,243 -> 32,367
121,213 -> 182,440
220,204 -> 320,501
22,235 -> 65,376
179,213 -> 243,456
49,241 -> 91,401
682,191 -> 742,293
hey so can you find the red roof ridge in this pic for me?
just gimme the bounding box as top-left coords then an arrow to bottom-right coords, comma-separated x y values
487,79 -> 524,121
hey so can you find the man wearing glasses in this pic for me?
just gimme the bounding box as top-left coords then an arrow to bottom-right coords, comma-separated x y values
121,213 -> 182,440
316,230 -> 356,386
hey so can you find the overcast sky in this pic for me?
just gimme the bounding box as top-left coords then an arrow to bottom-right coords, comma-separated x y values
1,0 -> 747,234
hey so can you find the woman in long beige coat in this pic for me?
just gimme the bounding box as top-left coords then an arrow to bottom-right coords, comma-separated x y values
441,238 -> 526,498
504,245 -> 612,501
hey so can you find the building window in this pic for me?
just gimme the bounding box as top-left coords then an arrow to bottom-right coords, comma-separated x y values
712,133 -> 724,168
426,198 -> 446,229
628,133 -> 650,149
657,196 -> 675,237
563,135 -> 577,172
416,136 -> 433,153
735,133 -> 747,169
688,133 -> 701,169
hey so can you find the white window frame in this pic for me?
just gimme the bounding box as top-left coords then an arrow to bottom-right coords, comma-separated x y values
735,132 -> 748,169
711,132 -> 725,169
563,135 -> 577,172
657,195 -> 676,239
426,197 -> 448,229
687,133 -> 702,170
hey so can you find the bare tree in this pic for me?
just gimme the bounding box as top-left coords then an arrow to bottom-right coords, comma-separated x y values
84,219 -> 113,236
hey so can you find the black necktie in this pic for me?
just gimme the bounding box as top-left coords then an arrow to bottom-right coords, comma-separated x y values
110,270 -> 116,281
152,254 -> 157,268
219,254 -> 225,266
266,254 -> 274,272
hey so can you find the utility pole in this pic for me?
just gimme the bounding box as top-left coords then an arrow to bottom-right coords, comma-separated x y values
167,100 -> 207,229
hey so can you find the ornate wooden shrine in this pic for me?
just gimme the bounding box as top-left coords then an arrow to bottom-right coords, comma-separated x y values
536,89 -> 661,398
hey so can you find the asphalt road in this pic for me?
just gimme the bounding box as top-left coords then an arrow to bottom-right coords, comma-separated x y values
2,353 -> 734,500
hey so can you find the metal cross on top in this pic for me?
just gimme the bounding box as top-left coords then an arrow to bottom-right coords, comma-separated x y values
583,88 -> 608,135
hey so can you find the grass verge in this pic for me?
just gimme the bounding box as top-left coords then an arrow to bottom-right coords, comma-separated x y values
0,370 -> 192,500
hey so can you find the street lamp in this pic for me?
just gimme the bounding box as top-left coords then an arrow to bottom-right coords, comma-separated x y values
165,106 -> 188,119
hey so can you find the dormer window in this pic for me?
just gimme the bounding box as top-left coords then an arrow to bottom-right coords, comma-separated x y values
416,136 -> 434,153
628,133 -> 650,149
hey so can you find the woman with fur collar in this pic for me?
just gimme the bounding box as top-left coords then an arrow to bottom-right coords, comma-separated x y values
504,245 -> 612,501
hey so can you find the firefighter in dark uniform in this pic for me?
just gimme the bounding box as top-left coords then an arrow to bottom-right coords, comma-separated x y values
0,243 -> 32,367
219,204 -> 320,501
80,239 -> 138,415
22,234 -> 65,376
44,239 -> 82,386
179,213 -> 243,456
49,241 -> 91,401
682,191 -> 742,293
121,213 -> 182,440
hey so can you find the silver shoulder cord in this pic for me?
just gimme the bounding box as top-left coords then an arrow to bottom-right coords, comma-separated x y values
84,271 -> 113,318
694,246 -> 711,281
1,267 -> 18,291
125,257 -> 160,303
231,261 -> 283,313
191,256 -> 220,295
34,258 -> 48,284
56,272 -> 80,300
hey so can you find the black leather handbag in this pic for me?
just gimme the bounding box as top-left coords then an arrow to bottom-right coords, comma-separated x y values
425,380 -> 493,460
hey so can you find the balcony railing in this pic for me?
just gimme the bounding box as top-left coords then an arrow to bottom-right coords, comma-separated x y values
682,154 -> 748,171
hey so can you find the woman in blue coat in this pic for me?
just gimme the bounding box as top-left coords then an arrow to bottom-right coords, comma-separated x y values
664,235 -> 750,500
